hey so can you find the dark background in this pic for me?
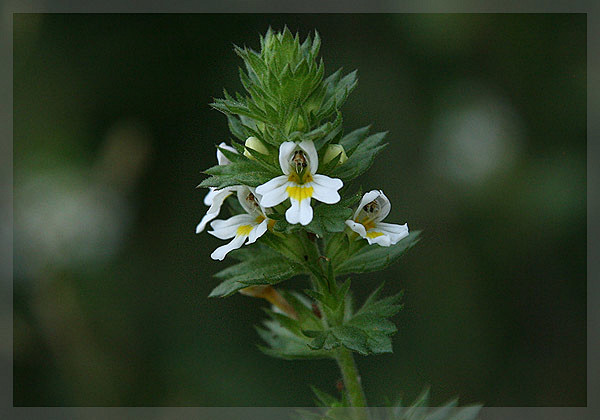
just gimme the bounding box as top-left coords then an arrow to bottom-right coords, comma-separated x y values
13,14 -> 586,406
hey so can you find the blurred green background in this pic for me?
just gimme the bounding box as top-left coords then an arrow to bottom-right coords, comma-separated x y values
13,14 -> 586,407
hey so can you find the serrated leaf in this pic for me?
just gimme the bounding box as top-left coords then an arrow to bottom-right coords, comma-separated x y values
257,322 -> 332,360
305,202 -> 353,237
331,325 -> 370,355
330,132 -> 388,181
227,114 -> 248,141
256,289 -> 336,360
201,160 -> 279,188
335,231 -> 421,275
339,125 -> 371,152
209,253 -> 306,297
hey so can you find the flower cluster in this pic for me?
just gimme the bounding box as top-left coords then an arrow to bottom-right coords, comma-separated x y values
197,136 -> 409,260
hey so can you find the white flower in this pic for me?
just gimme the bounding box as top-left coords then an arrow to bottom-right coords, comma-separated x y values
208,187 -> 270,260
255,140 -> 343,226
345,190 -> 409,247
196,142 -> 238,233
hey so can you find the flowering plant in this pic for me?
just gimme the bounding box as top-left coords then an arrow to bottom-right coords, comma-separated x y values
196,28 -> 480,418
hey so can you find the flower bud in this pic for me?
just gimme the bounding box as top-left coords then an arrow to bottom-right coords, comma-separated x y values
239,285 -> 298,320
243,136 -> 269,159
322,144 -> 348,165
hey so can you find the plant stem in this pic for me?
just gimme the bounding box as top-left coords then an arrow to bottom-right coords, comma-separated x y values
305,232 -> 369,416
336,346 -> 368,408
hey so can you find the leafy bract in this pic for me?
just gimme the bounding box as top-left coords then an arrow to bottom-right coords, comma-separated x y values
305,202 -> 354,237
335,231 -> 421,275
200,159 -> 280,189
209,247 -> 306,297
257,291 -> 334,360
330,131 -> 388,181
210,27 -> 356,148
304,284 -> 403,356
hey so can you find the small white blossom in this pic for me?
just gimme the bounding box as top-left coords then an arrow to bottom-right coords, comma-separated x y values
255,140 -> 343,226
196,142 -> 238,233
345,190 -> 408,247
208,187 -> 270,260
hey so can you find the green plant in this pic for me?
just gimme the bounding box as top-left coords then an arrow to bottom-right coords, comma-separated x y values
196,27 -> 480,419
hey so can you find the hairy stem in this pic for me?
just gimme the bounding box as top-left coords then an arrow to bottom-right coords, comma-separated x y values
336,346 -> 368,409
305,232 -> 369,413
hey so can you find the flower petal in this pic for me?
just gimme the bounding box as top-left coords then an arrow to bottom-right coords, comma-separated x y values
376,190 -> 391,222
298,196 -> 314,225
354,190 -> 381,220
311,174 -> 343,204
256,175 -> 289,207
345,220 -> 367,238
210,234 -> 247,261
278,141 -> 297,175
196,188 -> 234,233
203,187 -> 218,206
247,219 -> 268,244
237,187 -> 262,216
366,232 -> 392,247
298,140 -> 319,174
286,197 -> 313,226
353,190 -> 391,222
208,214 -> 255,239
285,198 -> 302,225
375,222 -> 409,245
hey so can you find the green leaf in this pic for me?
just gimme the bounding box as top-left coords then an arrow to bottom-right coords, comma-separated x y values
331,325 -> 370,355
330,131 -> 388,181
300,284 -> 403,356
209,252 -> 306,297
335,231 -> 421,275
256,322 -> 332,360
200,160 -> 280,188
339,125 -> 370,152
256,290 -> 334,360
226,114 -> 248,141
305,202 -> 353,237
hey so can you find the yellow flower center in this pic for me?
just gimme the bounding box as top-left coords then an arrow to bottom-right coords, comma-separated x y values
236,225 -> 253,236
286,185 -> 314,201
366,231 -> 384,238
358,219 -> 376,231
